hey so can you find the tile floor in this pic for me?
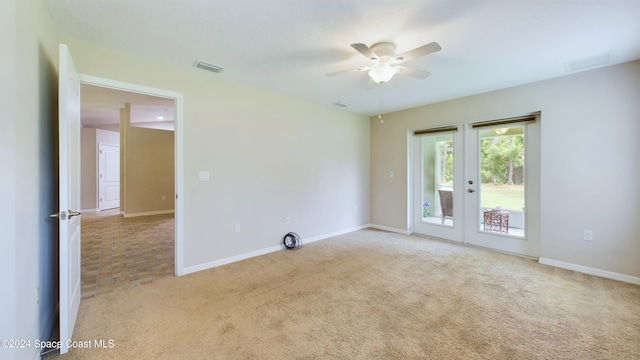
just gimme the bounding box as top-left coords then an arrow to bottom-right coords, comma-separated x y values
81,209 -> 175,298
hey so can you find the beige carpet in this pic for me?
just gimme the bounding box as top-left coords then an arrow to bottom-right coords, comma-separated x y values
51,229 -> 639,359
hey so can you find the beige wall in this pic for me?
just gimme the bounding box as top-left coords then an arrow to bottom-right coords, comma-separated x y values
64,40 -> 371,269
370,60 -> 640,278
1,0 -> 60,358
80,128 -> 97,210
124,125 -> 175,215
80,128 -> 120,210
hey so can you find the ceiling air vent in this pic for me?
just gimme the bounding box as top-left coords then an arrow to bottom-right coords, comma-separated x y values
195,60 -> 224,73
564,52 -> 611,73
335,101 -> 351,108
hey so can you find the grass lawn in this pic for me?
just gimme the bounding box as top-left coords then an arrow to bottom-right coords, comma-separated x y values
480,183 -> 524,210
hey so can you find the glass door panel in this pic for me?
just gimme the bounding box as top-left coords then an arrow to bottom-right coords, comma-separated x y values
412,129 -> 463,242
478,126 -> 526,238
421,134 -> 454,226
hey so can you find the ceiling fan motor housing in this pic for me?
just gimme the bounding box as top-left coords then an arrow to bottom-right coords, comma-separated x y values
370,42 -> 396,60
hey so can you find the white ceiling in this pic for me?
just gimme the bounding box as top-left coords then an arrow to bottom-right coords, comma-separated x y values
47,0 -> 640,116
81,84 -> 175,129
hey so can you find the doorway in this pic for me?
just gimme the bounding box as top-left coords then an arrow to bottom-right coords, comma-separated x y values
78,74 -> 185,288
411,114 -> 540,258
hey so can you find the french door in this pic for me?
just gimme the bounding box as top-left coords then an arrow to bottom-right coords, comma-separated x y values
411,115 -> 540,257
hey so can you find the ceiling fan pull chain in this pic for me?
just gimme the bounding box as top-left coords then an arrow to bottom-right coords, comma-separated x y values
379,85 -> 384,124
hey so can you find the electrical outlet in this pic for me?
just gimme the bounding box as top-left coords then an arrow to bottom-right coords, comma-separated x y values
389,171 -> 394,178
161,195 -> 166,201
234,224 -> 240,233
583,230 -> 593,241
285,216 -> 291,224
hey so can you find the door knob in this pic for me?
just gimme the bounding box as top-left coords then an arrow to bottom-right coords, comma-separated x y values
468,188 -> 476,193
50,210 -> 81,220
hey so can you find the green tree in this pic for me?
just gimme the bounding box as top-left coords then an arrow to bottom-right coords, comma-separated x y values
481,135 -> 524,184
438,140 -> 454,184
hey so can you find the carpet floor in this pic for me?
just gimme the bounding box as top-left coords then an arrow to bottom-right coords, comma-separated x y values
50,229 -> 639,359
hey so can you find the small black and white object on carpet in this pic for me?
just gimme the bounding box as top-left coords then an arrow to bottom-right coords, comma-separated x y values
283,232 -> 302,250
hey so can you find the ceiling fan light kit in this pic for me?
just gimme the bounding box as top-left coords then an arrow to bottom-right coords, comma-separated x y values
327,41 -> 441,85
327,40 -> 442,121
368,62 -> 399,83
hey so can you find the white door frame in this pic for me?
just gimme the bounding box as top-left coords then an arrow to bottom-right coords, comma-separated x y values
79,74 -> 185,276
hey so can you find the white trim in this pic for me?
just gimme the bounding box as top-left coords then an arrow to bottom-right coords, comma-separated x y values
303,224 -> 371,243
78,74 -> 185,277
80,208 -> 98,213
369,224 -> 412,235
123,209 -> 175,218
182,224 -> 370,275
183,244 -> 285,275
539,257 -> 640,285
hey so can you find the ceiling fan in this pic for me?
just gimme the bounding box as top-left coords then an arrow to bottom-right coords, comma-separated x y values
327,41 -> 441,84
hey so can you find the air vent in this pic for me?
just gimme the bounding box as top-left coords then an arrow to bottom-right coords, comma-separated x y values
195,60 -> 224,73
335,101 -> 351,108
564,52 -> 611,73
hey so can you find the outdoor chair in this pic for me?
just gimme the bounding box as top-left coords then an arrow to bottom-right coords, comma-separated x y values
438,190 -> 453,224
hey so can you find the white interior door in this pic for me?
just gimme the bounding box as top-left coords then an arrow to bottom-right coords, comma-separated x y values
98,143 -> 120,210
58,43 -> 82,355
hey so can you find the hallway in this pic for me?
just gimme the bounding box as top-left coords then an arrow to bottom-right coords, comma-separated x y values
80,209 -> 175,298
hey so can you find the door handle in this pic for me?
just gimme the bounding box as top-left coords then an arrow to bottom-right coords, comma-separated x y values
49,210 -> 81,220
468,188 -> 476,193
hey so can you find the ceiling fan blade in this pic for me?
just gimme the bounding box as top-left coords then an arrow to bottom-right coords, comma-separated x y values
326,68 -> 360,77
351,43 -> 377,60
395,42 -> 441,63
397,66 -> 431,79
326,65 -> 374,77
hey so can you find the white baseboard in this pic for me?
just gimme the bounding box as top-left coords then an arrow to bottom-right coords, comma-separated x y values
182,224 -> 370,276
303,224 -> 371,244
183,244 -> 285,275
369,224 -> 412,235
80,208 -> 98,213
539,257 -> 640,285
123,209 -> 175,218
